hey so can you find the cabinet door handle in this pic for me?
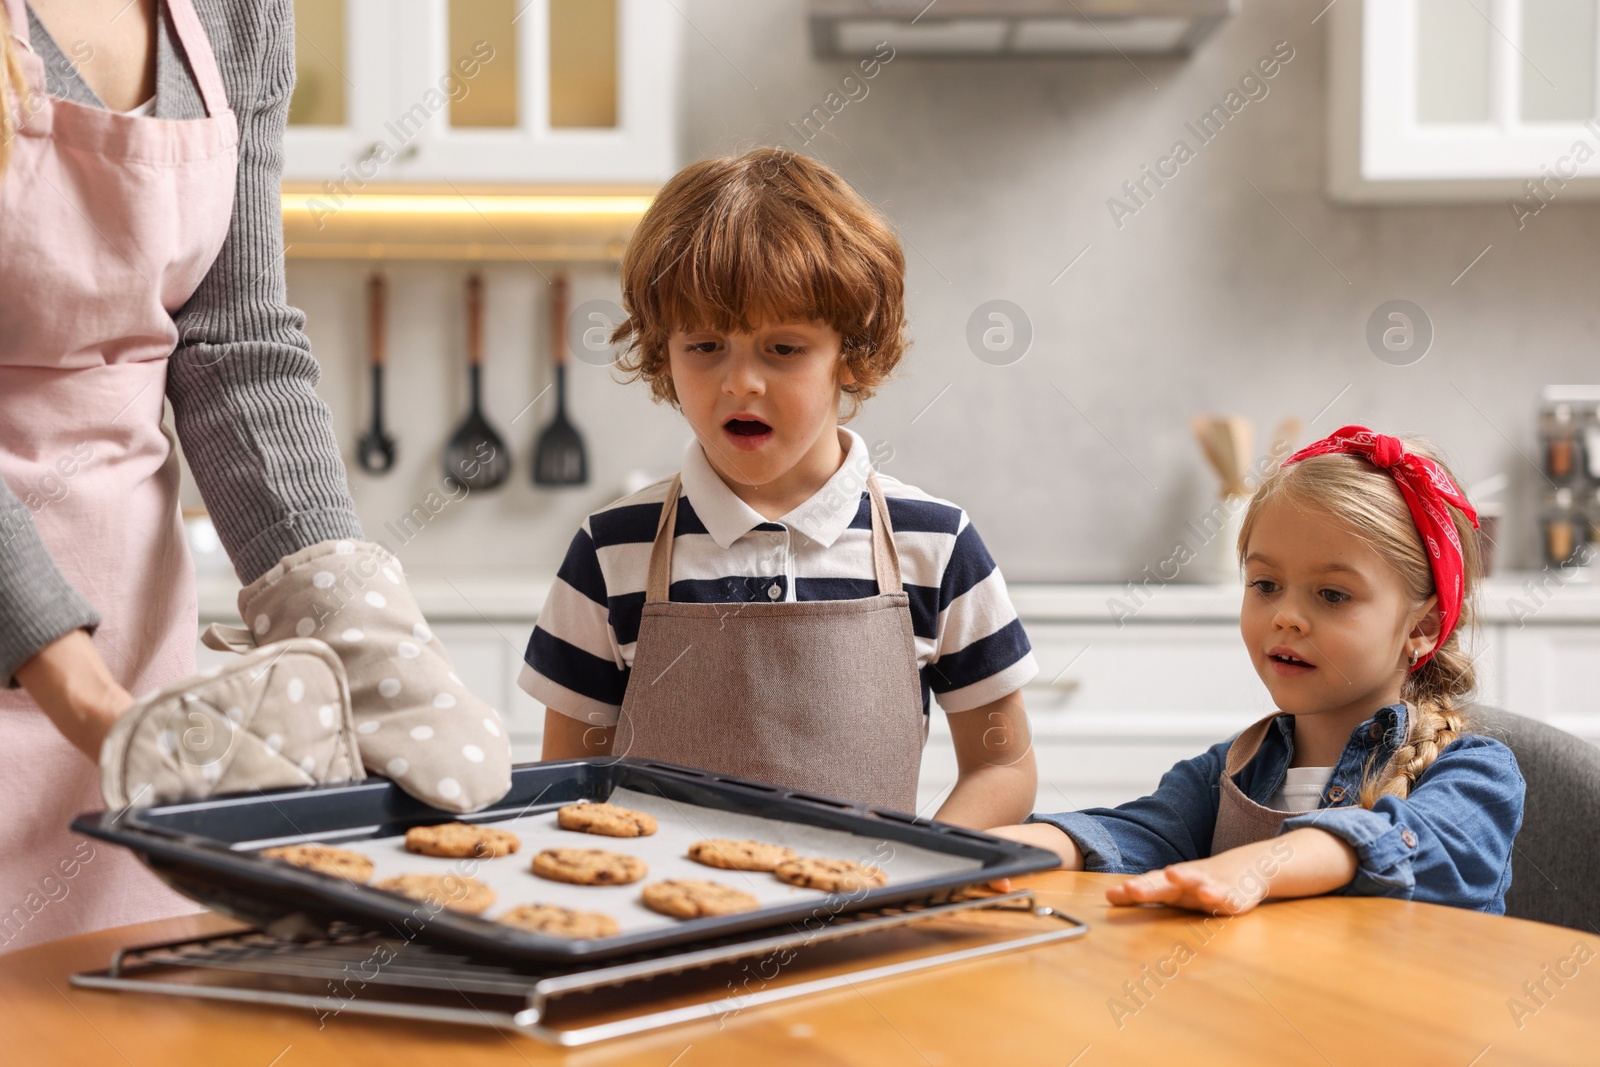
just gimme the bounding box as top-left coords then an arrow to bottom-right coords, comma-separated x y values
359,141 -> 421,166
1028,676 -> 1080,710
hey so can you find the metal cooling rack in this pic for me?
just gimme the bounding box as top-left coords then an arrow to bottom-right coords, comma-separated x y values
71,890 -> 1086,1046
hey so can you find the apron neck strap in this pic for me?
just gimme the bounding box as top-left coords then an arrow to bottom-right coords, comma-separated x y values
3,0 -> 228,115
1223,712 -> 1283,778
865,468 -> 903,595
645,476 -> 684,604
162,0 -> 230,118
644,467 -> 903,604
5,0 -> 44,95
3,0 -> 29,50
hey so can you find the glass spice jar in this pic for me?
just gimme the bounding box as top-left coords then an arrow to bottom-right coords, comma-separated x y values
1585,404 -> 1600,482
1543,487 -> 1583,567
1541,403 -> 1579,482
1589,487 -> 1600,565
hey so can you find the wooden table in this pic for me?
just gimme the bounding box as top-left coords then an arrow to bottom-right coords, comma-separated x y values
4,871 -> 1594,1066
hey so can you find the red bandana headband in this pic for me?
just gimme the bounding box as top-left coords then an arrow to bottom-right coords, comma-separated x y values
1281,425 -> 1478,672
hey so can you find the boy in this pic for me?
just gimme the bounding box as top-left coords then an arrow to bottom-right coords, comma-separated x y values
520,148 -> 1037,828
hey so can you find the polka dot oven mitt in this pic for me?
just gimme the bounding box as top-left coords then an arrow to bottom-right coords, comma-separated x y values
239,540 -> 511,813
100,637 -> 364,809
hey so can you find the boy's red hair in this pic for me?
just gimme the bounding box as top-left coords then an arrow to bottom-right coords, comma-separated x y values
612,147 -> 907,420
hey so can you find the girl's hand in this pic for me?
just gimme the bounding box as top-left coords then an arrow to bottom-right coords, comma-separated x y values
1105,830 -> 1357,916
986,822 -> 1083,869
1106,849 -> 1272,915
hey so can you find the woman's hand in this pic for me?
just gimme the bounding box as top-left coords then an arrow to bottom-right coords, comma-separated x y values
986,822 -> 1083,869
1105,829 -> 1358,916
14,629 -> 133,760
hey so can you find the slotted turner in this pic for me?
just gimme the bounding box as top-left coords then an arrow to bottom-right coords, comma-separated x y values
533,272 -> 588,486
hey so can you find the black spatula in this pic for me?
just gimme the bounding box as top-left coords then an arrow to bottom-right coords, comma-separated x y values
355,273 -> 397,474
533,272 -> 588,486
443,273 -> 510,491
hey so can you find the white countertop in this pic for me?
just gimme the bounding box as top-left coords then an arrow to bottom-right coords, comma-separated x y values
196,571 -> 1600,626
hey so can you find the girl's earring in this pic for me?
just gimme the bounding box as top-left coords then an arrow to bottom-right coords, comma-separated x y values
1408,649 -> 1420,667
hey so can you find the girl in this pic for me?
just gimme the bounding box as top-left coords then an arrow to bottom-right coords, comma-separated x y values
990,426 -> 1525,914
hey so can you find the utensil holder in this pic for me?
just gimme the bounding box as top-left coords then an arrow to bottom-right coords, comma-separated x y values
1189,493 -> 1250,585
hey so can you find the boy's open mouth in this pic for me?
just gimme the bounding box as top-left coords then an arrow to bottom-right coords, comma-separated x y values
721,414 -> 774,452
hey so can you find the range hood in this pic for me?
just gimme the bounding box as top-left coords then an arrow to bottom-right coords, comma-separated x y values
808,0 -> 1236,57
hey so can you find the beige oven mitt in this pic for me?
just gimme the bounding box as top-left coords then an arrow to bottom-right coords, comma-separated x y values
101,636 -> 365,809
227,539 -> 512,814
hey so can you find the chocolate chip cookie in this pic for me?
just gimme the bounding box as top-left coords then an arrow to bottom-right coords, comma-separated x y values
531,847 -> 648,886
556,801 -> 658,838
404,821 -> 521,859
687,838 -> 798,872
773,857 -> 888,893
374,872 -> 496,914
497,903 -> 619,939
641,879 -> 761,919
261,844 -> 374,883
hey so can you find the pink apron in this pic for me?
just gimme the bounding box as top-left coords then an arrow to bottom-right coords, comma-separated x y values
0,0 -> 237,953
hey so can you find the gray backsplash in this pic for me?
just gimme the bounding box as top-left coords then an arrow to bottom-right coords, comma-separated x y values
253,0 -> 1598,585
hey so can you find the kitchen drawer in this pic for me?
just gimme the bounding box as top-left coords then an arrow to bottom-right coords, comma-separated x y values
917,619 -> 1257,817
919,709 -> 1257,817
919,740 -> 1200,817
1015,621 -> 1505,724
1017,622 -> 1271,716
430,623 -> 543,746
1501,625 -> 1600,740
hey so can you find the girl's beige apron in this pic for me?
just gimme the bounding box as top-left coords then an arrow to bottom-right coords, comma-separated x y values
1211,712 -> 1320,854
0,0 -> 237,951
614,470 -> 927,812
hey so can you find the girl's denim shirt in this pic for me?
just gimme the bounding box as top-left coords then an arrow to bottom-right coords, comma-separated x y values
1028,704 -> 1526,913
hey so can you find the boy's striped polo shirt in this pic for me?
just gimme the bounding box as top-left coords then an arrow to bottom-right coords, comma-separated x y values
520,427 -> 1038,726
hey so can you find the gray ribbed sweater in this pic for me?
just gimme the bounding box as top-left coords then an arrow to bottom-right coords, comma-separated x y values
0,0 -> 363,685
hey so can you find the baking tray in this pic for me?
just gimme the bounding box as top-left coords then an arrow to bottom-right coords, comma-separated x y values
71,757 -> 1062,964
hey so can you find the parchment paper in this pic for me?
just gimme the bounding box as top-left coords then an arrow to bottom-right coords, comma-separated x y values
253,788 -> 983,937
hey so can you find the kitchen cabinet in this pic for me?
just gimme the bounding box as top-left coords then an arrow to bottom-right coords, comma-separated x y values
1328,0 -> 1600,202
918,622 -> 1267,814
195,579 -> 1597,814
283,0 -> 681,185
1501,624 -> 1600,743
430,623 -> 548,760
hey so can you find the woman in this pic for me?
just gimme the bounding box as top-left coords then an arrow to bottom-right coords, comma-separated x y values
0,0 -> 507,953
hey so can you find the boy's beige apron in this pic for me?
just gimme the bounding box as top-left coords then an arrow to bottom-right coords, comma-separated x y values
1212,712 -> 1320,854
0,0 -> 237,951
614,470 -> 926,812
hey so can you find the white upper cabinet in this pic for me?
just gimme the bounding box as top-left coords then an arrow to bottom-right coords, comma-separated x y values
283,0 -> 681,185
282,0 -> 403,180
1329,0 -> 1600,201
